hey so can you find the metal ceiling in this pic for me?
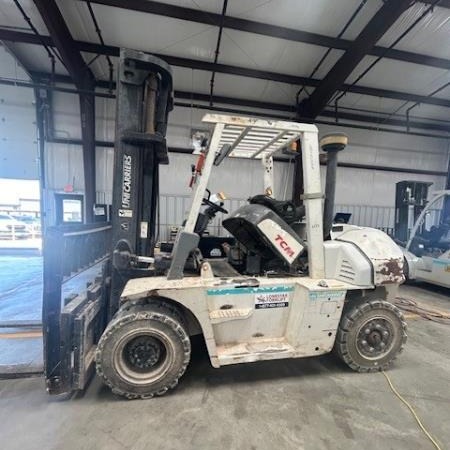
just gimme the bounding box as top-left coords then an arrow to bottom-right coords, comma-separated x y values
78,0 -> 450,68
0,0 -> 448,134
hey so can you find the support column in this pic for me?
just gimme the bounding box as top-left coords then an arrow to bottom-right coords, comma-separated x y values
33,0 -> 98,223
444,153 -> 450,221
79,87 -> 96,223
291,143 -> 304,206
34,87 -> 47,232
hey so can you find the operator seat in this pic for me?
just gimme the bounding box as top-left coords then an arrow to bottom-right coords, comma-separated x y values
248,195 -> 305,225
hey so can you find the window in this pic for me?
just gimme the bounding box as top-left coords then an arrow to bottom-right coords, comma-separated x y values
55,194 -> 84,225
62,199 -> 83,222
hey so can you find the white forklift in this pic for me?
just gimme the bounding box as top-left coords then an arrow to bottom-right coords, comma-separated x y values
403,190 -> 450,288
42,51 -> 406,399
95,113 -> 407,399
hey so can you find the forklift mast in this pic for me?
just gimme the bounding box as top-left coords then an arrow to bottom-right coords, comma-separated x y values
109,49 -> 173,317
42,50 -> 173,396
394,180 -> 431,243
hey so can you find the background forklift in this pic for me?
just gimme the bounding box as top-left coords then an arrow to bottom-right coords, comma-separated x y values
394,181 -> 450,288
42,49 -> 407,400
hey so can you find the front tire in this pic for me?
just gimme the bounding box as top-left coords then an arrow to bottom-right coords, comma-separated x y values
334,299 -> 407,372
95,304 -> 191,399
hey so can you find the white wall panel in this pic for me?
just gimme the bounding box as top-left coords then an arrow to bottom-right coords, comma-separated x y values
95,96 -> 115,142
318,123 -> 449,171
52,91 -> 81,139
42,92 -> 450,227
334,166 -> 444,208
52,93 -> 116,143
95,146 -> 114,204
165,106 -> 449,208
45,142 -> 84,190
0,45 -> 39,180
159,152 -> 295,200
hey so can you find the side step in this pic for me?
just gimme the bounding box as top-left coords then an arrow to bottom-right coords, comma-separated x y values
209,308 -> 252,324
216,338 -> 295,366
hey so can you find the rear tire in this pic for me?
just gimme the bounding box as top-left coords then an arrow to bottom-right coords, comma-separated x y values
334,299 -> 407,372
95,304 -> 191,399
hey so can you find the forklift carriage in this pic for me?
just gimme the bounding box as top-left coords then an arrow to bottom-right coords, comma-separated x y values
43,49 -> 407,399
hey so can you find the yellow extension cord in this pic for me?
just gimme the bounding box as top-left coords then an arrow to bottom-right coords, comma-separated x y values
382,371 -> 443,450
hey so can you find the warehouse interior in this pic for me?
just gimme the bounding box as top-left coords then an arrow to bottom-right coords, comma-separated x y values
0,1 -> 449,449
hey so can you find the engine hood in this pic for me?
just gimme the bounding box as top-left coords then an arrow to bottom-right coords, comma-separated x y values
334,226 -> 405,285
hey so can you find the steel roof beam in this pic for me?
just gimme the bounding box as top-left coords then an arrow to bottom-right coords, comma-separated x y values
32,68 -> 450,111
2,29 -> 449,110
25,72 -> 450,133
174,92 -> 450,133
421,0 -> 450,7
80,0 -> 450,71
299,0 -> 414,119
33,0 -> 94,87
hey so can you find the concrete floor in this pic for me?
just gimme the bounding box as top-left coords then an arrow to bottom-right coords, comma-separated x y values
0,256 -> 43,322
0,255 -> 102,373
0,255 -> 103,323
0,283 -> 449,450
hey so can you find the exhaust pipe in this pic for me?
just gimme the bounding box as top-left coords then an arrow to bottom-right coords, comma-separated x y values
320,133 -> 348,238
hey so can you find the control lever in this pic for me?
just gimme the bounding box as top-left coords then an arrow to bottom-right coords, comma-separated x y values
202,197 -> 228,214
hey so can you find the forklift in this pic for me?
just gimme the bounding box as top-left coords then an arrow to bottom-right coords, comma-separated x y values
392,180 -> 450,288
43,49 -> 407,400
401,190 -> 450,288
394,180 -> 432,244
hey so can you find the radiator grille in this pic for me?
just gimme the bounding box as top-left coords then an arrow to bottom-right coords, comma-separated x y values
339,259 -> 356,282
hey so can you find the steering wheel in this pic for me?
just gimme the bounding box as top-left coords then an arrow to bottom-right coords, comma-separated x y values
202,197 -> 228,214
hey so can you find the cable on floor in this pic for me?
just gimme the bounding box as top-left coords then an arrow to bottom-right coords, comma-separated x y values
394,297 -> 450,325
382,371 -> 443,450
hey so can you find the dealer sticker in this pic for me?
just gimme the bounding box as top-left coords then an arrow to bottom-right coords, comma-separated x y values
255,292 -> 289,309
119,209 -> 133,218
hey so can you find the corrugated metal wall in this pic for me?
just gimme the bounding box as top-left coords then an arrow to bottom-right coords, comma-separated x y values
42,91 -> 449,229
0,62 -> 448,229
157,195 -> 442,241
0,46 -> 39,180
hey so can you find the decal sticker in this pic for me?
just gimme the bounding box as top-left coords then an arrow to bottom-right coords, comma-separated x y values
257,219 -> 304,264
255,291 -> 289,309
432,258 -> 450,266
207,285 -> 293,296
309,290 -> 346,301
140,221 -> 148,238
122,154 -> 132,208
119,209 -> 133,218
210,248 -> 222,257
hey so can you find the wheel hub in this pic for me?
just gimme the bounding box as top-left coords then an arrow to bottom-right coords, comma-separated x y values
357,318 -> 394,358
125,336 -> 163,370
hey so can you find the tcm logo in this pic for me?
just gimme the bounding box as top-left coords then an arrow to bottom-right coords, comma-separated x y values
275,234 -> 295,258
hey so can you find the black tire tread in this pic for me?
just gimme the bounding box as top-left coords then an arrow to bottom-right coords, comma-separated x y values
118,297 -> 186,326
95,303 -> 190,400
335,299 -> 407,373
